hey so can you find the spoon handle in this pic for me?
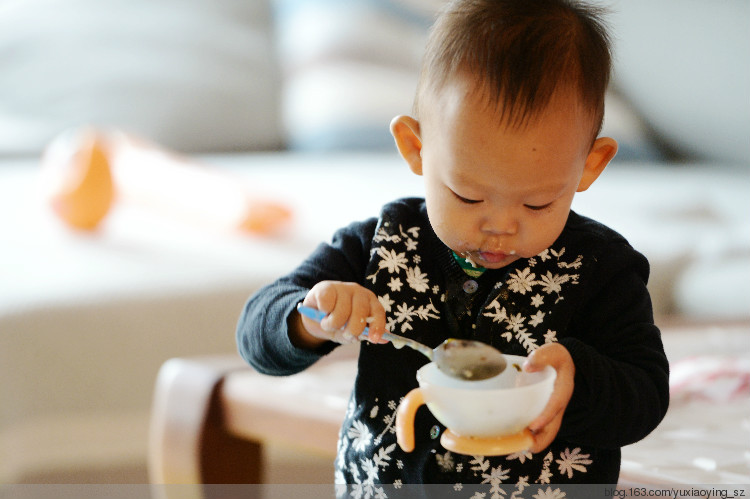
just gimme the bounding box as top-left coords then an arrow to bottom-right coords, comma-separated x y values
378,332 -> 433,360
296,304 -> 433,360
296,304 -> 327,322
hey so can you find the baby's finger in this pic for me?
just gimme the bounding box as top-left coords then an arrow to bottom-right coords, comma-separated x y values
362,296 -> 388,343
306,281 -> 340,312
299,293 -> 332,339
321,297 -> 352,334
528,392 -> 565,434
301,283 -> 341,334
523,344 -> 558,372
341,292 -> 372,341
523,343 -> 574,436
528,412 -> 563,453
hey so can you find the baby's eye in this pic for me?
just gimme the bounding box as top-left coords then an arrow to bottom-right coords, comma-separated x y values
451,191 -> 482,204
524,202 -> 553,211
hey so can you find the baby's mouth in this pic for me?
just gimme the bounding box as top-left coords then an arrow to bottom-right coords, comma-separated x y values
478,251 -> 510,264
462,249 -> 517,266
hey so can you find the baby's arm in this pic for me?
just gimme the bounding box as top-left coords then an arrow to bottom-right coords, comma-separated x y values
237,218 -> 380,375
509,238 -> 669,454
552,242 -> 669,449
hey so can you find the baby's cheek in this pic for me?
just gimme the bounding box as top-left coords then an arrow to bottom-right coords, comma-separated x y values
518,235 -> 550,259
531,218 -> 567,253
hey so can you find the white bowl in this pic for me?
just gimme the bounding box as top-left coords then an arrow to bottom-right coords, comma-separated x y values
417,355 -> 556,438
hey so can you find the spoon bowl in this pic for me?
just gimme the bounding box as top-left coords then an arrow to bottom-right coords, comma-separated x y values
296,304 -> 507,380
432,338 -> 508,380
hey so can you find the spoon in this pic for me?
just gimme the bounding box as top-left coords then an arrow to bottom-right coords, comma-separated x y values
296,304 -> 507,380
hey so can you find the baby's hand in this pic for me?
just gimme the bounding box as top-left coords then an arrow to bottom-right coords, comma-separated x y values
298,281 -> 388,345
523,343 -> 575,453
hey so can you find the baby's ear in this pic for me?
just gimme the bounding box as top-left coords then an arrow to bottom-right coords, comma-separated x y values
577,137 -> 617,192
390,115 -> 423,175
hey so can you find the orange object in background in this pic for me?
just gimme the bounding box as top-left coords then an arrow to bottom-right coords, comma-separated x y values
238,200 -> 294,235
39,128 -> 292,235
41,129 -> 115,230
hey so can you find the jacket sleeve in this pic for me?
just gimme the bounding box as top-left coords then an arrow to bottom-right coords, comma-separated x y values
558,240 -> 670,449
236,217 -> 378,376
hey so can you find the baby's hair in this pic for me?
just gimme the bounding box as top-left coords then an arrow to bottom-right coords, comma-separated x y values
415,0 -> 612,139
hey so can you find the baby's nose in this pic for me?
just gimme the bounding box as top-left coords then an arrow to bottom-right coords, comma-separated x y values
480,211 -> 518,235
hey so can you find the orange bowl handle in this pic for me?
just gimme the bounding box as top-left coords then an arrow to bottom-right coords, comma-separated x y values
395,388 -> 424,453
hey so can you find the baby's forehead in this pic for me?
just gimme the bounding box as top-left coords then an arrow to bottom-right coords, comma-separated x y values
420,75 -> 596,133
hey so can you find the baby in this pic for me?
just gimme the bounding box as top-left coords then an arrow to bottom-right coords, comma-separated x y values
237,0 -> 669,492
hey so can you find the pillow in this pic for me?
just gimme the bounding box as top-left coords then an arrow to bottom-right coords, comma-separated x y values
0,0 -> 283,155
272,0 -> 440,151
600,90 -> 665,162
675,253 -> 750,320
611,0 -> 750,165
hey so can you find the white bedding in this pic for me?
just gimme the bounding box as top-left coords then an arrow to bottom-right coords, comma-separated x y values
3,153 -> 748,317
620,323 -> 750,487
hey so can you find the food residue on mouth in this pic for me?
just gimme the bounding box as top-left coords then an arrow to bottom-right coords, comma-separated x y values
461,252 -> 480,268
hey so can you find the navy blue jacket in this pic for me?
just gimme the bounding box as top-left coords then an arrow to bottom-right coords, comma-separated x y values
237,198 -> 669,490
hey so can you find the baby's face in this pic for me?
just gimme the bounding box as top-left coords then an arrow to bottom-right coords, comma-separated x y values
416,77 -> 604,269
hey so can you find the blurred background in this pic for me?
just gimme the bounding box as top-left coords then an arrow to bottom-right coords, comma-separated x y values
1,0 -> 747,161
1,0 -> 748,488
